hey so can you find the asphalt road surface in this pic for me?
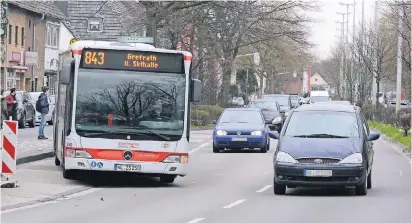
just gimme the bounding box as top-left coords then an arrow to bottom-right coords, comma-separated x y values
2,138 -> 411,223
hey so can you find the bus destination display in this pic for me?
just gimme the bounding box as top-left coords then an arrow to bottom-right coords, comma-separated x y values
80,48 -> 184,73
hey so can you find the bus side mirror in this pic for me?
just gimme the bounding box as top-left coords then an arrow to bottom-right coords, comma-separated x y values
59,58 -> 74,85
191,79 -> 202,102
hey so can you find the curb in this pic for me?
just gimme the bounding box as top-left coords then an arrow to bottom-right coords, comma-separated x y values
16,151 -> 54,165
1,186 -> 93,211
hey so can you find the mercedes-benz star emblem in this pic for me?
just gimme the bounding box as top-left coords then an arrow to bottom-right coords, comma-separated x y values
314,159 -> 323,164
123,151 -> 133,160
237,131 -> 241,135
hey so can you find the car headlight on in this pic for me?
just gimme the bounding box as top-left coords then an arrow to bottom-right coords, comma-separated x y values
276,151 -> 297,163
340,153 -> 363,164
272,117 -> 282,124
251,130 -> 263,136
216,130 -> 227,136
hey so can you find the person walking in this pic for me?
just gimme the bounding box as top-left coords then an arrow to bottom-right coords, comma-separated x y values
0,90 -> 7,127
37,86 -> 49,140
5,88 -> 18,121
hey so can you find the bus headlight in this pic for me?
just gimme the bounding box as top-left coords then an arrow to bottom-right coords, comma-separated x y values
162,155 -> 188,164
65,148 -> 93,159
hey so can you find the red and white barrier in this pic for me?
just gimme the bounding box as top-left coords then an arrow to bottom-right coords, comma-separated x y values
1,120 -> 18,187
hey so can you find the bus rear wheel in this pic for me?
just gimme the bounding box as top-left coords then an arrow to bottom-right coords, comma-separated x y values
160,174 -> 176,184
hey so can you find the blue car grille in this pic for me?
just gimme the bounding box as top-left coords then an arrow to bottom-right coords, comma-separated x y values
226,131 -> 251,135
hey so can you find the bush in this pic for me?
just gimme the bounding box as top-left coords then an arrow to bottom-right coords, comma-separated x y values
399,113 -> 411,136
191,105 -> 224,126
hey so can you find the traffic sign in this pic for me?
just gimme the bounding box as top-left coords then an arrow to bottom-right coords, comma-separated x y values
69,37 -> 77,45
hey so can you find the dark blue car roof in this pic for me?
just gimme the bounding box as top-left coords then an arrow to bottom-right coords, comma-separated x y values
294,103 -> 358,113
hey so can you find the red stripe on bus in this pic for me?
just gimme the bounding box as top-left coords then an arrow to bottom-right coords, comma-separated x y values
72,50 -> 82,55
65,147 -> 188,162
184,55 -> 192,61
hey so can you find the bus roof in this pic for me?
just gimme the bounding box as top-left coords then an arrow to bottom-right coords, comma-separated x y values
59,40 -> 192,57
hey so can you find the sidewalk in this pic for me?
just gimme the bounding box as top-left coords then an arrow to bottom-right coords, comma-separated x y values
1,130 -> 213,210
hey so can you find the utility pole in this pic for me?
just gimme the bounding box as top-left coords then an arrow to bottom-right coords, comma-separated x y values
336,12 -> 350,98
372,1 -> 379,105
360,0 -> 365,102
352,0 -> 356,103
395,2 -> 403,113
339,2 -> 354,99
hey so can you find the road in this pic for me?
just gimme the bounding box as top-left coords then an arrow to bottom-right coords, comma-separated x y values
2,137 -> 411,223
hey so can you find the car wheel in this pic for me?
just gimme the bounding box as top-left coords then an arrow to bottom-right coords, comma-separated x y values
213,144 -> 221,153
355,170 -> 368,195
28,113 -> 35,128
159,174 -> 176,184
367,170 -> 372,189
18,113 -> 26,129
273,179 -> 286,195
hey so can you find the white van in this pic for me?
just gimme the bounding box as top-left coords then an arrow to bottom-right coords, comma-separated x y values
310,91 -> 330,103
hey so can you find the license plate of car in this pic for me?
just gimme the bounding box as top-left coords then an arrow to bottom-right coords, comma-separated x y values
114,164 -> 141,172
304,170 -> 332,177
232,138 -> 247,141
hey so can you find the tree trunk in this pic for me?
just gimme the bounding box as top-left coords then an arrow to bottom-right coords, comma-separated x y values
218,57 -> 234,106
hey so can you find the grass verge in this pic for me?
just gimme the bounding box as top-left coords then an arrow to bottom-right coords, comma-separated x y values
191,124 -> 214,129
368,121 -> 411,150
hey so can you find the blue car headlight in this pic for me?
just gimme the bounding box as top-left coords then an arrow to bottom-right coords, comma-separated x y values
251,130 -> 263,136
216,130 -> 227,136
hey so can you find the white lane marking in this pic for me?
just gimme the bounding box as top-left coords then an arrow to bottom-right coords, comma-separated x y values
223,199 -> 247,209
189,140 -> 212,155
399,169 -> 403,177
256,185 -> 272,193
186,218 -> 206,223
263,171 -> 269,175
2,188 -> 103,214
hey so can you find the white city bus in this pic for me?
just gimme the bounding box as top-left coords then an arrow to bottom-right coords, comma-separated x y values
53,38 -> 202,184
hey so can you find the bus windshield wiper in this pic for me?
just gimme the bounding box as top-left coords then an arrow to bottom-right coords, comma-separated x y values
293,134 -> 349,138
139,129 -> 171,141
78,130 -> 146,137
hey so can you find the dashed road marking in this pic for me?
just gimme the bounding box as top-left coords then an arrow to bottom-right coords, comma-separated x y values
223,199 -> 246,209
186,218 -> 206,223
256,185 -> 272,193
399,169 -> 403,177
263,171 -> 269,175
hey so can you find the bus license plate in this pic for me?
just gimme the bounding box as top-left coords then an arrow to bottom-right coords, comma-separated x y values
115,164 -> 141,172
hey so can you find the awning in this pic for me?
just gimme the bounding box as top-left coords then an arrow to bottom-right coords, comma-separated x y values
13,66 -> 28,73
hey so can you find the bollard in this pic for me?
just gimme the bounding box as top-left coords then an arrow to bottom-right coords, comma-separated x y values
1,120 -> 18,188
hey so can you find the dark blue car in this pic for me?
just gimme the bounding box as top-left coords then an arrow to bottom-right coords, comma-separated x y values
268,103 -> 380,196
213,108 -> 271,153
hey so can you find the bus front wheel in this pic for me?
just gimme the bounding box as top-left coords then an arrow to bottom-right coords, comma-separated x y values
160,174 -> 176,184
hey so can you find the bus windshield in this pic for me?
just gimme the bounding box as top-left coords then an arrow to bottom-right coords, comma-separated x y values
74,68 -> 186,140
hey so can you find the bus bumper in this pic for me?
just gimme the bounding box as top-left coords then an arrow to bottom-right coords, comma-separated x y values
64,158 -> 187,176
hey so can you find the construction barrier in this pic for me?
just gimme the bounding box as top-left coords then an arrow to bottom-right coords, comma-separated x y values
1,119 -> 18,187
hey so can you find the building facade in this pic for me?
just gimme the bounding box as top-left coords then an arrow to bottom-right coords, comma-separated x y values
0,1 -> 64,93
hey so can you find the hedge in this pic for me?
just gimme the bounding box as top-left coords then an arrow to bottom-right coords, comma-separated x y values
191,105 -> 224,126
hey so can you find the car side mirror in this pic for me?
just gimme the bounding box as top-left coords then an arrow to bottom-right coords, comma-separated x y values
367,133 -> 380,141
60,58 -> 75,85
212,120 -> 217,124
191,79 -> 202,102
268,131 -> 280,139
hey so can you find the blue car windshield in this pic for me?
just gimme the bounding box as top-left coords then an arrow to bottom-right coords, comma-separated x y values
284,111 -> 360,138
219,111 -> 263,124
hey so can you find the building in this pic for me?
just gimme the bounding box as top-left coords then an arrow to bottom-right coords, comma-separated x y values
0,1 -> 64,92
310,72 -> 330,93
54,1 -> 145,41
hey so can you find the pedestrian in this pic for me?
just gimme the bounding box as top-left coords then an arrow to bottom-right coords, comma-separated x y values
5,88 -> 18,121
0,90 -> 7,127
37,86 -> 49,140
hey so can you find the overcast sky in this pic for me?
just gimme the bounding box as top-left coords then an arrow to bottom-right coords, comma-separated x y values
309,0 -> 378,60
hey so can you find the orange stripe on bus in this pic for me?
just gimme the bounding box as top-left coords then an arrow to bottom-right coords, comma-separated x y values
72,50 -> 82,55
184,55 -> 192,61
65,147 -> 188,162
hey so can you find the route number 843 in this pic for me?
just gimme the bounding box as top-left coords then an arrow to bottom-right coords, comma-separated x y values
84,51 -> 105,65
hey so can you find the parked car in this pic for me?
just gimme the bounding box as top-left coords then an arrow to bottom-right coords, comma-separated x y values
262,94 -> 293,117
268,103 -> 380,196
28,92 -> 54,125
3,90 -> 36,128
212,108 -> 272,153
229,97 -> 245,106
247,99 -> 284,131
